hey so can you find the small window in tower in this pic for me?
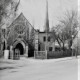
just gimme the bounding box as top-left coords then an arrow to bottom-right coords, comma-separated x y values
43,36 -> 46,41
38,44 -> 40,51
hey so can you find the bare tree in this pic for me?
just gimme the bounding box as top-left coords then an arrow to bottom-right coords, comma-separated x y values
0,0 -> 20,50
0,0 -> 20,26
61,10 -> 78,49
29,28 -> 35,49
51,10 -> 78,50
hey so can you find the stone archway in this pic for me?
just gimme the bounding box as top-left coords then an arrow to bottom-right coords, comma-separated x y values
13,41 -> 26,56
15,43 -> 24,55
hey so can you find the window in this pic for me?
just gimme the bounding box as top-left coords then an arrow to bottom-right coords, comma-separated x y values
43,36 -> 46,41
2,29 -> 5,34
49,47 -> 53,51
48,36 -> 51,42
2,29 -> 5,37
38,44 -> 40,51
14,25 -> 25,34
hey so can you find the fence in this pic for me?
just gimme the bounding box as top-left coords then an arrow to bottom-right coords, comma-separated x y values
47,50 -> 73,59
34,49 -> 78,59
13,49 -> 20,60
34,51 -> 47,59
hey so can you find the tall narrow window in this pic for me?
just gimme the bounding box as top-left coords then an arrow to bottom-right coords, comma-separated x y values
43,36 -> 46,41
38,44 -> 40,51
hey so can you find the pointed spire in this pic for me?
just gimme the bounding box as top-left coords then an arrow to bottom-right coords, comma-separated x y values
44,0 -> 49,32
15,0 -> 20,11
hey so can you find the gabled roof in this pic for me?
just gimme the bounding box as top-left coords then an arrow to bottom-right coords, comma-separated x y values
8,13 -> 36,31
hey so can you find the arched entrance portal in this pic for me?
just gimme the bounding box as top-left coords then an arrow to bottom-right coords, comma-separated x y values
15,43 -> 24,55
13,41 -> 26,56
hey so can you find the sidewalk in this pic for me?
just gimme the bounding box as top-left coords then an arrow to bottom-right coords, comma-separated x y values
0,56 -> 79,71
0,57 -> 28,70
0,56 -> 79,80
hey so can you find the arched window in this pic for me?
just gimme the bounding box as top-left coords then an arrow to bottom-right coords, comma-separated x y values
43,36 -> 46,41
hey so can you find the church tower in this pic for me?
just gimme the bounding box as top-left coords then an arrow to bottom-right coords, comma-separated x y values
44,0 -> 49,32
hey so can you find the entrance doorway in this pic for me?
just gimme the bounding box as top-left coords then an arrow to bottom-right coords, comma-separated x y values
14,43 -> 24,55
3,41 -> 5,50
28,44 -> 34,57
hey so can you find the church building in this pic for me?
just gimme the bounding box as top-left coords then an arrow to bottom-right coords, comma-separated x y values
1,13 -> 38,57
0,1 -> 55,59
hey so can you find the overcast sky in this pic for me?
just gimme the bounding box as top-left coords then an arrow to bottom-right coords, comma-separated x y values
18,0 -> 78,31
78,0 -> 80,12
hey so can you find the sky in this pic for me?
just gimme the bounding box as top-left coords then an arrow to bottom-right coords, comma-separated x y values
18,0 -> 78,31
78,0 -> 80,12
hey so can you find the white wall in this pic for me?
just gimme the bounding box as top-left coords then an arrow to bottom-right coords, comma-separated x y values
38,32 -> 55,51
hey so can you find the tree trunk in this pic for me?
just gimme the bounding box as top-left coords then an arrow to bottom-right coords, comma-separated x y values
56,39 -> 62,49
62,42 -> 65,51
68,39 -> 72,49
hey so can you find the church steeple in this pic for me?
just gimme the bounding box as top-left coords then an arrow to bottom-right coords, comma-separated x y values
44,0 -> 49,32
